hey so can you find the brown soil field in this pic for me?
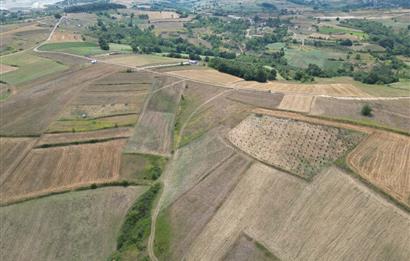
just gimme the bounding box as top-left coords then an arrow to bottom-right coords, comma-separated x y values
186,163 -> 410,260
0,139 -> 126,204
227,89 -> 284,109
0,64 -> 119,136
234,81 -> 370,97
153,21 -> 185,34
161,130 -> 234,209
348,132 -> 410,207
49,31 -> 83,42
277,94 -> 314,113
0,137 -> 37,185
311,97 -> 410,132
162,153 -> 251,260
37,127 -> 133,147
60,13 -> 98,33
0,186 -> 146,261
0,64 -> 18,74
128,10 -> 180,21
223,233 -> 279,261
167,69 -> 243,86
228,114 -> 364,179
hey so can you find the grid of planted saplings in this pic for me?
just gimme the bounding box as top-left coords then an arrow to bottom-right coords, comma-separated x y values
228,114 -> 364,179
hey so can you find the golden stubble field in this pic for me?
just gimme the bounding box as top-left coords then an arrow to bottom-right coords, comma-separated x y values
348,132 -> 410,207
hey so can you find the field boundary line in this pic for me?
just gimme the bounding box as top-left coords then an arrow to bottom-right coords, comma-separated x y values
35,136 -> 130,149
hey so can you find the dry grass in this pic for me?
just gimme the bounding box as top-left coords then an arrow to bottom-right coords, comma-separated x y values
0,139 -> 126,204
227,89 -> 283,109
277,94 -> 314,113
228,114 -> 364,179
0,64 -> 118,136
0,137 -> 37,185
0,64 -> 18,74
348,132 -> 410,207
162,130 -> 234,209
310,97 -> 410,132
167,69 -> 243,86
0,186 -> 146,261
164,153 -> 250,260
234,81 -> 370,97
100,54 -> 184,67
186,163 -> 410,260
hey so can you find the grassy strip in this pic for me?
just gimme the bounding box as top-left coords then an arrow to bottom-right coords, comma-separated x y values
0,181 -> 149,207
109,183 -> 161,261
154,210 -> 172,261
36,136 -> 129,148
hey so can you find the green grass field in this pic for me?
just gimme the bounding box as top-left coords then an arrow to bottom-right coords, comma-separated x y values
319,26 -> 367,39
0,52 -> 68,85
285,46 -> 345,70
38,42 -> 132,56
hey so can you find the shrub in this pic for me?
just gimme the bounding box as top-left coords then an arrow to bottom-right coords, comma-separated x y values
90,183 -> 97,189
361,104 -> 373,116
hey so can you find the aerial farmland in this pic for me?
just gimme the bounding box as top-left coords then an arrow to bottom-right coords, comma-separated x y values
0,0 -> 409,260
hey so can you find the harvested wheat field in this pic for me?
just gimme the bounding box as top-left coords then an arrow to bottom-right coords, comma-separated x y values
277,94 -> 314,113
167,69 -> 243,86
0,64 -> 18,74
0,139 -> 126,204
161,130 -> 234,209
0,137 -> 37,184
158,153 -> 250,260
186,163 -> 410,261
311,97 -> 410,132
228,114 -> 364,179
234,81 -> 370,97
100,54 -> 184,68
227,89 -> 284,109
348,132 -> 410,207
37,127 -> 133,147
0,186 -> 146,261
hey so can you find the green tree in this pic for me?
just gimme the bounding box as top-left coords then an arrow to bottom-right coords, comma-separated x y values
98,37 -> 110,50
361,104 -> 373,116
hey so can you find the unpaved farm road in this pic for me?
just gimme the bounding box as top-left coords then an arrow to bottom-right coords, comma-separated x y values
30,16 -> 410,261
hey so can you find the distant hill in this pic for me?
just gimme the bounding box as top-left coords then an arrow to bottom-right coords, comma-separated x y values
287,0 -> 410,9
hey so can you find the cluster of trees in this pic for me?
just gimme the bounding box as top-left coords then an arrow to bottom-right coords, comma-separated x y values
245,27 -> 288,51
342,19 -> 410,56
353,63 -> 399,84
209,57 -> 276,82
64,2 -> 125,13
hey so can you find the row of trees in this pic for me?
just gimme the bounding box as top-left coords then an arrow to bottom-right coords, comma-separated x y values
209,57 -> 276,82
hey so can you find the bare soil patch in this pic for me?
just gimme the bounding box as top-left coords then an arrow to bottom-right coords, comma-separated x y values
228,114 -> 364,179
0,186 -> 146,261
278,94 -> 314,113
0,139 -> 126,204
0,64 -> 18,75
348,132 -> 410,207
49,31 -> 83,42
